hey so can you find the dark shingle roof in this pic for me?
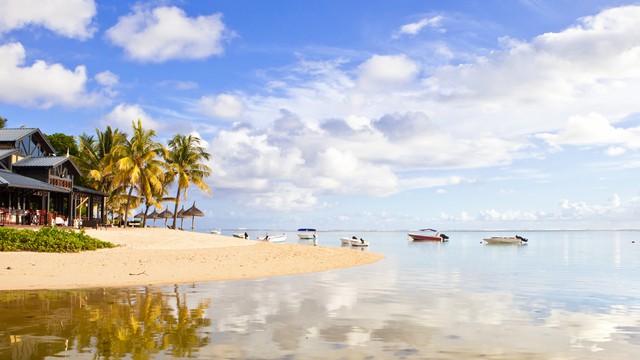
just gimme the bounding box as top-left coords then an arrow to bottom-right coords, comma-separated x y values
0,128 -> 57,154
13,156 -> 82,177
73,185 -> 109,197
0,128 -> 37,142
13,156 -> 68,167
0,148 -> 18,160
0,170 -> 70,193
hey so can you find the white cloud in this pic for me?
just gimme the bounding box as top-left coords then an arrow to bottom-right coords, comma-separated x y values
395,15 -> 444,37
95,71 -> 119,87
0,42 -> 102,107
537,112 -> 640,150
313,148 -> 398,196
401,175 -> 475,190
358,54 -> 419,90
106,6 -> 227,62
100,103 -> 163,132
557,194 -> 626,220
198,94 -> 244,119
605,146 -> 626,156
0,0 -> 96,39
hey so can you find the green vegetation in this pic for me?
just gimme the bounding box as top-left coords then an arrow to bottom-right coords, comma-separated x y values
0,226 -> 115,252
46,132 -> 79,157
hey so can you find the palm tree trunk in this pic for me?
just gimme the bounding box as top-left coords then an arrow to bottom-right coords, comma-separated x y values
123,185 -> 134,228
171,187 -> 182,229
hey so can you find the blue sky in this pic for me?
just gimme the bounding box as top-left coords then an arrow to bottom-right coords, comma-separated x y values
2,0 -> 640,230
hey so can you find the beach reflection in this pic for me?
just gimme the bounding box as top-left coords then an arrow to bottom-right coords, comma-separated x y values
0,286 -> 211,359
2,231 -> 640,359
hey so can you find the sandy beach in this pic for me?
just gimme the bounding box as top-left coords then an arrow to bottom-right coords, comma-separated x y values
0,227 -> 384,291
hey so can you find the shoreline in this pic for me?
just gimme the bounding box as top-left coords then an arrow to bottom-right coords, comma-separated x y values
0,227 -> 384,291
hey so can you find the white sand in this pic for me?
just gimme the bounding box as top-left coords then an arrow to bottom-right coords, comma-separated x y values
0,227 -> 384,290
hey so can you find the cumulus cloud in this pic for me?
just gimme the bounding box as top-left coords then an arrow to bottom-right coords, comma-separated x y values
100,103 -> 163,132
557,194 -> 625,220
0,0 -> 96,39
106,6 -> 227,62
372,111 -> 437,141
537,112 -> 640,150
394,15 -> 444,37
358,54 -> 419,90
0,42 -> 103,107
94,71 -> 119,87
198,94 -> 244,119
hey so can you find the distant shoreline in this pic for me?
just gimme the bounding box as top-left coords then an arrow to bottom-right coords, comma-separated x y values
0,228 -> 384,291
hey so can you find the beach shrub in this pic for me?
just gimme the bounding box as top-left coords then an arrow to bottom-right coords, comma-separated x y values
0,226 -> 115,253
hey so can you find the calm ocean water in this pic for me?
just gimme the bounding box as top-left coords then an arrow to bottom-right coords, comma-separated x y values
2,230 -> 640,359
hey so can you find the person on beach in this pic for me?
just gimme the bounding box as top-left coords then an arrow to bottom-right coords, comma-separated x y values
244,232 -> 248,239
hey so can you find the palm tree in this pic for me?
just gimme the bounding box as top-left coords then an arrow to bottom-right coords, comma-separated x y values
74,126 -> 127,223
74,126 -> 127,193
165,134 -> 212,230
113,119 -> 166,227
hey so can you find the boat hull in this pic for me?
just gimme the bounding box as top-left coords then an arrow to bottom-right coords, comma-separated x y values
297,228 -> 317,239
483,236 -> 527,245
297,234 -> 316,240
408,233 -> 447,242
340,237 -> 369,247
257,235 -> 287,243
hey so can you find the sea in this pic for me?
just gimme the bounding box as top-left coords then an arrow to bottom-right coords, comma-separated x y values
2,229 -> 640,359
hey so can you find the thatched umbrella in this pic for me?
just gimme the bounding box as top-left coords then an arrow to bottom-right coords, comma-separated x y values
133,211 -> 145,227
147,209 -> 159,227
183,201 -> 204,231
158,208 -> 174,228
176,205 -> 187,230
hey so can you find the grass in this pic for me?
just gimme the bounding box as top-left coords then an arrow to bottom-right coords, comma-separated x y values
0,226 -> 116,253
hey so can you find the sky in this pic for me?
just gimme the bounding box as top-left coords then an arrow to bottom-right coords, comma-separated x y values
2,0 -> 640,231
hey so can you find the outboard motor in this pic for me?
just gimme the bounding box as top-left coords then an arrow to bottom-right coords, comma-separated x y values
516,235 -> 528,242
440,233 -> 449,240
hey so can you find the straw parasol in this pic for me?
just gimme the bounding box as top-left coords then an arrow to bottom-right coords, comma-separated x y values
157,208 -> 174,228
176,205 -> 186,230
183,201 -> 204,231
147,209 -> 159,227
133,211 -> 145,227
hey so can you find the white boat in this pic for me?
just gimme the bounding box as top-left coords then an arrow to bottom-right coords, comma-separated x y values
210,229 -> 221,235
297,228 -> 317,240
341,236 -> 369,247
484,235 -> 528,245
233,232 -> 248,239
257,234 -> 287,243
408,228 -> 449,242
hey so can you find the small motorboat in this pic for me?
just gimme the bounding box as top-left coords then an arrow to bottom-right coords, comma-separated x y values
209,229 -> 221,235
408,229 -> 449,242
257,234 -> 287,243
483,235 -> 528,245
233,232 -> 249,239
341,236 -> 369,247
297,228 -> 317,240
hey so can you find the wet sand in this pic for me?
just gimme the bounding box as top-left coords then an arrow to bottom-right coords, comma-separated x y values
0,227 -> 384,291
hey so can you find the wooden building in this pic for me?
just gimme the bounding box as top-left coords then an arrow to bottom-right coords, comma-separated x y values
0,127 -> 107,226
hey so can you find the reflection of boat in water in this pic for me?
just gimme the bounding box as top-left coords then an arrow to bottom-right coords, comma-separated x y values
408,229 -> 449,242
341,236 -> 369,247
257,234 -> 287,243
297,228 -> 317,240
483,235 -> 528,245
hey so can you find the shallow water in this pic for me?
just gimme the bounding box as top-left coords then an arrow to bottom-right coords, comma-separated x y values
2,230 -> 640,359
